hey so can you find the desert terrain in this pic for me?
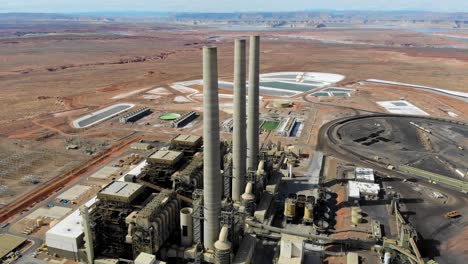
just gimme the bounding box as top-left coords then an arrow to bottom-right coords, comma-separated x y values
2,19 -> 468,205
0,14 -> 467,264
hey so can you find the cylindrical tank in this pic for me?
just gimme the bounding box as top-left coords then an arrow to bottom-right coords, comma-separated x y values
383,252 -> 391,264
180,208 -> 193,247
351,207 -> 362,218
214,226 -> 232,264
36,217 -> 44,227
303,203 -> 314,222
284,198 -> 296,218
351,210 -> 361,217
351,215 -> 363,225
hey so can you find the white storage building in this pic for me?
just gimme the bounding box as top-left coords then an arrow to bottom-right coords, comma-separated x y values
355,167 -> 375,183
348,181 -> 380,201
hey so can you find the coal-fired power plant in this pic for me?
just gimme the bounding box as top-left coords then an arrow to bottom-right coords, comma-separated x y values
45,35 -> 319,264
14,11 -> 464,264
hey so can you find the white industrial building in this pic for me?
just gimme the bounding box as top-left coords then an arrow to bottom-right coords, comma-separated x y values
278,234 -> 305,264
45,161 -> 148,259
348,181 -> 380,201
355,167 -> 375,183
135,252 -> 166,264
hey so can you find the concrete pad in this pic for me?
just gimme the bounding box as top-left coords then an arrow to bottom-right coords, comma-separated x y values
57,185 -> 91,201
27,206 -> 71,220
143,95 -> 162,100
377,100 -> 429,116
147,87 -> 172,95
173,96 -> 191,103
90,166 -> 120,179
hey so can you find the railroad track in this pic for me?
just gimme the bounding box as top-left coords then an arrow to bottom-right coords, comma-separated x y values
321,114 -> 468,193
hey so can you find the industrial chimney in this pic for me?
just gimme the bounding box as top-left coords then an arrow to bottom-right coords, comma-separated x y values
232,38 -> 247,202
247,35 -> 260,172
203,46 -> 222,250
80,205 -> 94,264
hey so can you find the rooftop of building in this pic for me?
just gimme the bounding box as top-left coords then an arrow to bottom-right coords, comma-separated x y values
348,181 -> 380,197
135,252 -> 157,264
355,167 -> 375,182
99,181 -> 144,199
0,234 -> 27,259
46,161 -> 148,248
172,134 -> 202,144
149,150 -> 184,163
131,142 -> 153,148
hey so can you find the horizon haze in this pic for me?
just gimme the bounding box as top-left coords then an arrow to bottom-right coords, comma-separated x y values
1,0 -> 468,13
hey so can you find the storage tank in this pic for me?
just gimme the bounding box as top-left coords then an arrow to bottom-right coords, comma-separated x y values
180,207 -> 193,247
351,207 -> 363,217
284,198 -> 296,221
303,203 -> 314,223
383,252 -> 391,264
351,215 -> 363,225
36,217 -> 44,227
351,210 -> 361,217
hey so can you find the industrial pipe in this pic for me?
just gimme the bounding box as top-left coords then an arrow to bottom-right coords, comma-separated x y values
214,226 -> 232,264
180,208 -> 194,247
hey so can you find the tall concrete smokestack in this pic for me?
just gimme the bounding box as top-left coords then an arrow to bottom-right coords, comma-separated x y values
232,38 -> 247,202
247,35 -> 260,171
203,46 -> 222,250
80,205 -> 94,264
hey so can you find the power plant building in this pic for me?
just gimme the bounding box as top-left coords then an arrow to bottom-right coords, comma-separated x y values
45,36 -> 274,264
355,167 -> 375,183
45,161 -> 148,260
131,142 -> 153,151
46,197 -> 97,260
171,134 -> 202,148
134,252 -> 164,264
348,181 -> 380,201
119,107 -> 152,124
171,111 -> 197,128
148,150 -> 184,167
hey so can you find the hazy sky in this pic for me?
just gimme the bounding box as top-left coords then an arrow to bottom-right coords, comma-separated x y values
1,0 -> 467,13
